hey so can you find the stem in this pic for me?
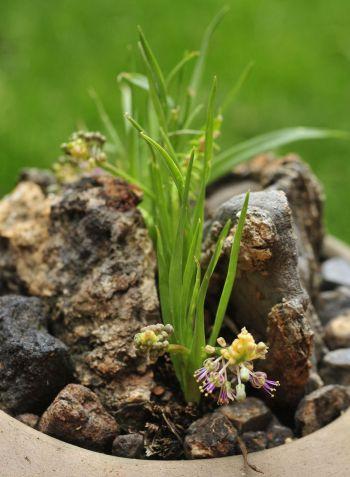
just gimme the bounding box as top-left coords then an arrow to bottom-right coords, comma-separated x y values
183,373 -> 201,403
168,344 -> 190,355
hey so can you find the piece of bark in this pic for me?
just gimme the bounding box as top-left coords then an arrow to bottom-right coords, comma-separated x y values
0,175 -> 159,413
205,190 -> 318,407
207,154 -> 324,299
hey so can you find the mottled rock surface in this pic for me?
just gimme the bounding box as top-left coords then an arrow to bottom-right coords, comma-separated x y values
184,413 -> 237,459
112,433 -> 144,458
266,420 -> 294,448
295,384 -> 350,436
0,175 -> 159,412
217,398 -> 272,432
0,295 -> 72,414
39,384 -> 118,450
325,312 -> 350,349
207,153 -> 324,297
320,348 -> 350,385
240,431 -> 267,453
16,413 -> 39,429
317,287 -> 350,325
205,190 -> 318,406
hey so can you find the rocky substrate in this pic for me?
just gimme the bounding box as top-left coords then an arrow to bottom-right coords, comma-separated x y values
0,155 -> 350,460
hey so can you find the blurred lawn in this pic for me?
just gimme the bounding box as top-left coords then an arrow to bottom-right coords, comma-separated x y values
0,0 -> 349,241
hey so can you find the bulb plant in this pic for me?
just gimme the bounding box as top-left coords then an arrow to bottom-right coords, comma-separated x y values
55,9 -> 344,404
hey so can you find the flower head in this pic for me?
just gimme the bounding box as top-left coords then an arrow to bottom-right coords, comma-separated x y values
134,323 -> 173,359
194,327 -> 279,405
54,131 -> 107,183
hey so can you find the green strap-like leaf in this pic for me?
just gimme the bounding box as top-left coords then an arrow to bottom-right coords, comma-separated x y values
210,127 -> 350,183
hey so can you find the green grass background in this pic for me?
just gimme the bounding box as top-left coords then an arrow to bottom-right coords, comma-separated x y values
1,0 -> 349,241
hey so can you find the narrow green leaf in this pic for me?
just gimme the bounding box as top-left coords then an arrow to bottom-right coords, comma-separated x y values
189,5 -> 229,98
166,51 -> 199,87
138,27 -> 168,114
118,72 -> 149,91
140,132 -> 185,194
210,127 -> 350,183
221,61 -> 254,113
209,191 -> 250,346
89,89 -> 125,155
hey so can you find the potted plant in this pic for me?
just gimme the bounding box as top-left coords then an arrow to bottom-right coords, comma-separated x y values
1,10 -> 350,477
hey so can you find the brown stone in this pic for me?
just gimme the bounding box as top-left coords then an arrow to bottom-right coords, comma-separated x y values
184,413 -> 237,459
15,413 -> 39,429
217,397 -> 272,433
325,312 -> 350,349
295,384 -> 350,436
266,420 -> 294,448
320,348 -> 350,386
240,431 -> 267,453
38,384 -> 118,451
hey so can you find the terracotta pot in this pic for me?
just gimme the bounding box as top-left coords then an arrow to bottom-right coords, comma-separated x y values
1,235 -> 350,477
1,409 -> 350,476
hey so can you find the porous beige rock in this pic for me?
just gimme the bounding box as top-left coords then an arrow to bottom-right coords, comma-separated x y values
0,175 -> 160,412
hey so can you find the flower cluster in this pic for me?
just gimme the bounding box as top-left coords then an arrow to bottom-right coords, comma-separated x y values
54,131 -> 107,183
134,323 -> 174,359
194,327 -> 279,405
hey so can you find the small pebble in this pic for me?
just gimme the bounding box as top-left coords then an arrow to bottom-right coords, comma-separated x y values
325,312 -> 350,349
112,433 -> 144,458
322,258 -> 350,288
217,397 -> 272,432
295,384 -> 350,436
320,348 -> 350,386
184,413 -> 237,459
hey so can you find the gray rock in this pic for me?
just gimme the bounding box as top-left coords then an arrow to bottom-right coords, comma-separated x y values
112,433 -> 144,458
325,312 -> 350,349
295,385 -> 350,436
18,168 -> 56,193
320,348 -> 350,385
240,431 -> 267,453
266,421 -> 294,448
322,257 -> 350,288
204,190 -> 318,406
184,413 -> 237,459
217,397 -> 272,433
305,371 -> 324,394
16,413 -> 39,429
38,384 -> 119,451
0,295 -> 72,414
316,287 -> 350,325
0,176 -> 159,412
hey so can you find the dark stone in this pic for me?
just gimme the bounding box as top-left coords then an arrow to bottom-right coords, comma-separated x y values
320,348 -> 350,385
266,420 -> 294,448
217,397 -> 272,433
16,413 -> 39,429
322,258 -> 350,288
38,384 -> 119,451
184,413 -> 237,459
0,295 -> 72,414
18,168 -> 56,193
305,371 -> 324,394
325,312 -> 350,349
316,287 -> 350,325
112,433 -> 144,458
295,385 -> 350,436
240,431 -> 267,453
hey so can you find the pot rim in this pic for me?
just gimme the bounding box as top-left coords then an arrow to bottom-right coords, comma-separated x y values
1,409 -> 350,477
